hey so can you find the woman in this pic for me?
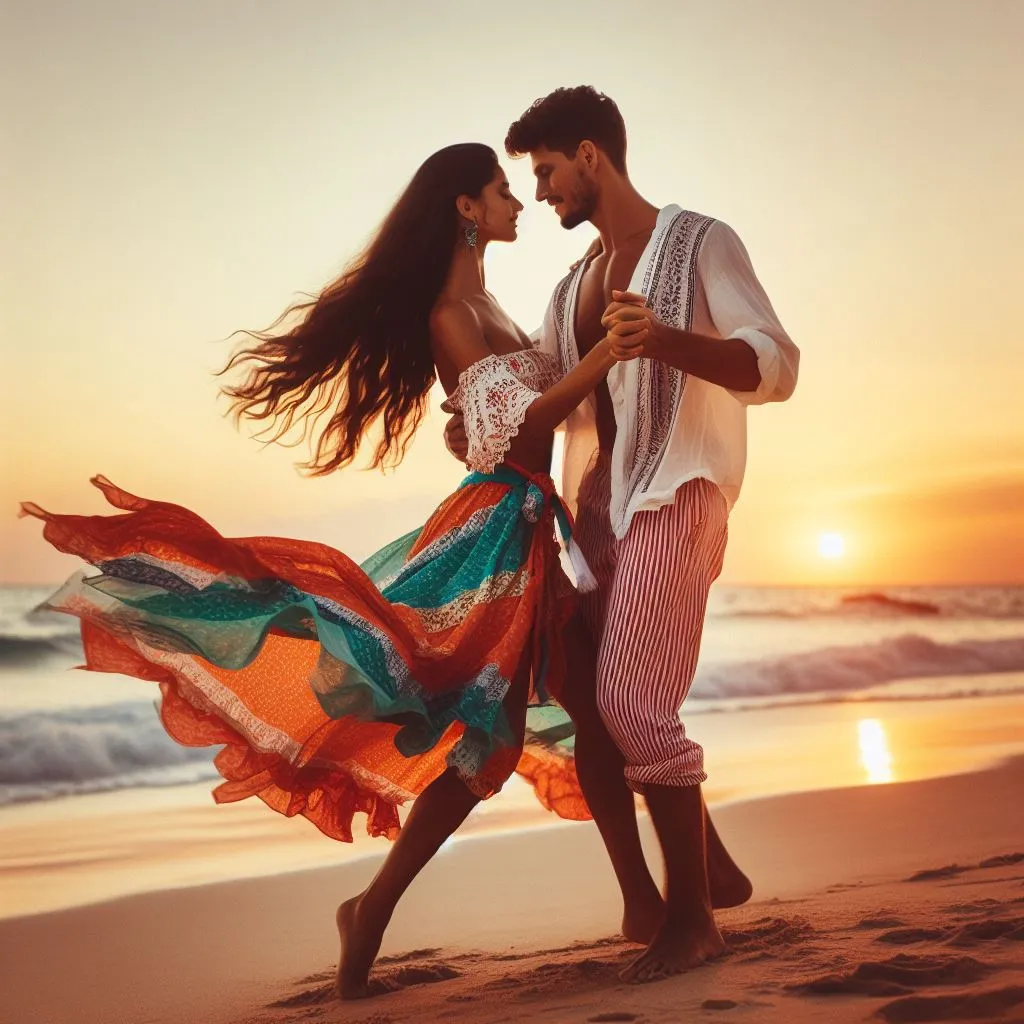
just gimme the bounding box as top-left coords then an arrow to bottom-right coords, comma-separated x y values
21,144 -> 667,997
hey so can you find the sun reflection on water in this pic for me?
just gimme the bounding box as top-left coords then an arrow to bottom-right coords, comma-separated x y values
858,718 -> 894,784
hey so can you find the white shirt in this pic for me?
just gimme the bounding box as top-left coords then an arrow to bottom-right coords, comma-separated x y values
536,204 -> 799,538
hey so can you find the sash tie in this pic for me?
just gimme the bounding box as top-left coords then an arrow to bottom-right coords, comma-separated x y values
462,462 -> 597,593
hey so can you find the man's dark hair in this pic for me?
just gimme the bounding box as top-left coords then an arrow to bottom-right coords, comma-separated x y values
505,86 -> 627,173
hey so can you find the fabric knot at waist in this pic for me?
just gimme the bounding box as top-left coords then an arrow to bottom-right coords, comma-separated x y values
460,462 -> 596,592
462,462 -> 569,537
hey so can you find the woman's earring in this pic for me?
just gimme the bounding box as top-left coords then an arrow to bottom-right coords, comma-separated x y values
464,221 -> 479,248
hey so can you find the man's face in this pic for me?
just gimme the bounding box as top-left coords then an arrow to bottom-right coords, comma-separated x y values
529,145 -> 598,230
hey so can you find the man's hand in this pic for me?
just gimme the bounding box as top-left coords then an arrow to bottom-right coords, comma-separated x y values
444,412 -> 469,463
601,290 -> 663,361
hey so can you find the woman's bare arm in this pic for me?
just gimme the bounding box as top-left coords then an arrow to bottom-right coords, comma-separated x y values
430,300 -> 614,442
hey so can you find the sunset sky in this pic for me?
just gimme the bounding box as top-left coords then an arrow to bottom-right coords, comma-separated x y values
3,0 -> 1022,587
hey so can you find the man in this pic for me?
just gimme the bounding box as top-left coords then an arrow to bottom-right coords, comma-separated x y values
449,86 -> 799,981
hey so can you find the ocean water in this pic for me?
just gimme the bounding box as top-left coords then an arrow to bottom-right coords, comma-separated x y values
1,583 -> 1023,807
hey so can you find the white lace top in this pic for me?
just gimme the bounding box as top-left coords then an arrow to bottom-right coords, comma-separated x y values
440,349 -> 561,473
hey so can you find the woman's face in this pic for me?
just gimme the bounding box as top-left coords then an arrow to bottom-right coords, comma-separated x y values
473,165 -> 524,244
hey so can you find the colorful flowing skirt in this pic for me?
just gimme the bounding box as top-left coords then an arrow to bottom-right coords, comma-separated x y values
21,467 -> 589,841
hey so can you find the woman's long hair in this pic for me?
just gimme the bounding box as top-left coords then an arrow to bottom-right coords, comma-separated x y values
220,143 -> 499,473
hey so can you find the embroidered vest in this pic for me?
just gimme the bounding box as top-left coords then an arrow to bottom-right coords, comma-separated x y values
550,209 -> 714,533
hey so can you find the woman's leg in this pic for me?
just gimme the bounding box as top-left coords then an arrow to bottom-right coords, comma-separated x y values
335,767 -> 482,997
336,658 -> 532,999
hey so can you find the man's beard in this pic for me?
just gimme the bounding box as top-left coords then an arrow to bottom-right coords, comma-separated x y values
559,176 -> 598,230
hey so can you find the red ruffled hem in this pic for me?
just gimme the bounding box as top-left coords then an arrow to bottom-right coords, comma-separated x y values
83,619 -> 404,840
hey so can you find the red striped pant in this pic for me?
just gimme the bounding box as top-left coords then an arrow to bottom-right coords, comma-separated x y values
574,458 -> 728,791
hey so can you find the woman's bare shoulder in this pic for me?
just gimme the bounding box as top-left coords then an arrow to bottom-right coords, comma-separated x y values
429,298 -> 493,374
429,297 -> 481,336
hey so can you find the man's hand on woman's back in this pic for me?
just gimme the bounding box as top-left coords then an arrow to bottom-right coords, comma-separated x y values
444,413 -> 470,463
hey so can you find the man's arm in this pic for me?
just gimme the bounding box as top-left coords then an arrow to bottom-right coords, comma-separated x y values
603,221 -> 799,404
606,303 -> 761,391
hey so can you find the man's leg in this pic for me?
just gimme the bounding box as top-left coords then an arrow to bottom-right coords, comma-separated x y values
631,782 -> 725,980
593,478 -> 732,981
705,795 -> 753,908
573,462 -> 748,927
558,614 -> 664,943
565,458 -> 664,941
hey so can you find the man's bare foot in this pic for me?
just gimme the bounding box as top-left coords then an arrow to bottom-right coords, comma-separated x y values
335,894 -> 388,1000
621,892 -> 666,945
619,914 -> 727,984
709,860 -> 753,909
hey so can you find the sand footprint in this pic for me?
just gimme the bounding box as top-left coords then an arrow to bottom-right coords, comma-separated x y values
791,952 -> 997,998
723,916 -> 815,953
978,852 -> 1024,869
856,915 -> 908,930
374,946 -> 443,964
905,865 -> 968,882
268,956 -> 461,1007
947,916 -> 1024,946
904,852 -> 1024,886
267,982 -> 338,1008
876,927 -> 952,945
876,983 -> 1024,1022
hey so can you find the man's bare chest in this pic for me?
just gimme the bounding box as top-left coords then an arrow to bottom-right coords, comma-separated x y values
573,245 -> 650,357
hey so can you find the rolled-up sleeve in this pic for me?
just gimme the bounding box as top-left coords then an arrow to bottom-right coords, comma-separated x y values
700,220 -> 800,406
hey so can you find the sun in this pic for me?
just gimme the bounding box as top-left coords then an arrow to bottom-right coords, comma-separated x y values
818,532 -> 846,559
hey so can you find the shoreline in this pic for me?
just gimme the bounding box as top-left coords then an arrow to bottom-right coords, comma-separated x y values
2,690 -> 1023,921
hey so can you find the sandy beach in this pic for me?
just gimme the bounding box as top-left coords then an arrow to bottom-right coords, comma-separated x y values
2,754 -> 1021,1024
3,589 -> 1023,1023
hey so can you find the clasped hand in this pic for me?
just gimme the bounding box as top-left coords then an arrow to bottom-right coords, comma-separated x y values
602,290 -> 662,361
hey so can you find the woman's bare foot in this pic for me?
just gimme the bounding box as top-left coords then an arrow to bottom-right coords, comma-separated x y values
619,912 -> 726,984
335,894 -> 388,1000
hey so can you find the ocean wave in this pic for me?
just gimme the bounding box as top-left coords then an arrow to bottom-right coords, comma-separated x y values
0,596 -> 84,665
0,633 -> 84,665
2,631 -> 1023,806
0,703 -> 217,806
839,592 -> 939,615
0,763 -> 221,806
710,587 -> 1024,621
692,634 -> 1024,699
689,681 -> 1024,715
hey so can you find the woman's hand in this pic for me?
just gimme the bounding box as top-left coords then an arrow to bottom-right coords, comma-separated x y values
606,319 -> 648,362
604,290 -> 659,361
